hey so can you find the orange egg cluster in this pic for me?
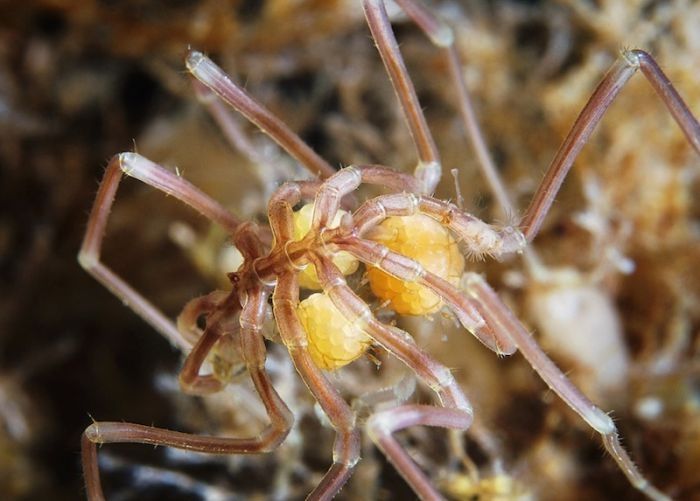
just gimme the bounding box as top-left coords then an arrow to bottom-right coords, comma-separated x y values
293,203 -> 359,290
297,292 -> 372,370
367,215 -> 465,315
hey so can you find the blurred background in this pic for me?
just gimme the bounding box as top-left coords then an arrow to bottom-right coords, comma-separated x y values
1,1 -> 699,499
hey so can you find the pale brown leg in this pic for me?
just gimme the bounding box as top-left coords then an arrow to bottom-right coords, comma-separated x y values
186,51 -> 337,180
354,163 -> 423,193
191,77 -> 311,225
191,79 -> 267,166
367,405 -> 472,501
82,288 -> 293,500
463,273 -> 670,501
338,231 -> 670,499
273,272 -> 360,500
520,50 -> 700,241
363,0 -> 441,194
81,416 -> 291,501
310,164 -> 423,231
394,0 -> 516,218
79,153 -> 240,350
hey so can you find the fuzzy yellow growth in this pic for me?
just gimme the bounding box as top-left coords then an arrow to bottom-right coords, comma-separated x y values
297,292 -> 372,370
293,203 -> 359,289
367,215 -> 464,315
442,472 -> 531,500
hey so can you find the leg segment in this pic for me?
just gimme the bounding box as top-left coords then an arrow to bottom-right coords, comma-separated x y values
463,272 -> 670,501
351,192 -> 525,257
192,77 -> 331,221
334,231 -> 670,498
191,79 -> 267,166
273,272 -> 360,500
176,290 -> 230,345
311,164 -> 425,231
177,291 -> 243,396
395,0 -> 517,219
363,0 -> 441,194
82,287 -> 293,501
353,164 -> 423,193
178,326 -> 231,395
520,50 -> 700,241
79,153 -> 240,350
186,51 -> 336,180
367,405 -> 472,501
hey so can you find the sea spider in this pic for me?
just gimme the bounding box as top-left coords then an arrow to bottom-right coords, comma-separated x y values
78,0 -> 700,499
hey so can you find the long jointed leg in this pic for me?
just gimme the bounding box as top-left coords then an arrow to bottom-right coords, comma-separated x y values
342,207 -> 670,498
311,254 -> 474,500
82,286 -> 293,500
363,0 -> 441,195
368,406 -> 472,501
393,0 -> 516,218
273,273 -> 360,500
191,79 -> 268,167
520,49 -> 700,241
79,153 -> 240,350
463,272 -> 670,501
185,51 -> 337,180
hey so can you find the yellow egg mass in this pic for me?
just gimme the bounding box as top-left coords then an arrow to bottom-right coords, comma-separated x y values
367,214 -> 464,315
297,292 -> 372,370
293,203 -> 359,290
